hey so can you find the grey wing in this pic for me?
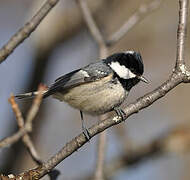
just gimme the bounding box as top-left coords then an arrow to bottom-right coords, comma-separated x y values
44,61 -> 113,98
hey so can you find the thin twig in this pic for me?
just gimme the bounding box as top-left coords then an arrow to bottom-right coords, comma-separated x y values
95,112 -> 108,179
76,1 -> 108,179
0,128 -> 28,148
94,125 -> 107,180
25,84 -> 46,131
76,0 -> 106,46
23,135 -> 42,165
8,95 -> 42,165
0,0 -> 59,64
176,0 -> 189,68
0,84 -> 46,148
107,0 -> 162,46
94,47 -> 109,180
8,94 -> 25,127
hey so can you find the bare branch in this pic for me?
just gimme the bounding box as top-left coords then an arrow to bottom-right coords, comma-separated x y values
0,85 -> 46,148
25,84 -> 46,131
76,1 -> 109,178
9,95 -> 42,165
76,0 -> 106,46
95,116 -> 108,180
94,130 -> 106,180
0,0 -> 59,64
8,95 -> 40,164
8,94 -> 25,127
176,0 -> 189,68
0,127 -> 28,148
107,0 -> 162,46
93,46 -> 109,180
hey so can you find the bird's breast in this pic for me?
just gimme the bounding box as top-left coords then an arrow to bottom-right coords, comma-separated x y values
52,75 -> 126,115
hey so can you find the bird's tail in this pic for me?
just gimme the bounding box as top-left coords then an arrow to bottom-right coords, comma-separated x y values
15,90 -> 48,99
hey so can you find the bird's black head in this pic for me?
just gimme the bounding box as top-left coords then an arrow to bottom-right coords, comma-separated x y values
104,51 -> 148,90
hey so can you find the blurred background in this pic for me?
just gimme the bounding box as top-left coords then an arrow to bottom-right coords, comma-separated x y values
0,0 -> 190,179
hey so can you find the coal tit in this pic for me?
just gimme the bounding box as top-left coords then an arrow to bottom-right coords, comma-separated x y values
16,51 -> 148,138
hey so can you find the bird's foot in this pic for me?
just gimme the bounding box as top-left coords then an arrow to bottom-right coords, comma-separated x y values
82,127 -> 91,141
80,111 -> 91,141
114,107 -> 127,121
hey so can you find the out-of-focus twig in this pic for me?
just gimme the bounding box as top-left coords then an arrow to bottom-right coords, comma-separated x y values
76,1 -> 108,179
107,0 -> 163,46
0,85 -> 46,149
76,0 -> 106,47
95,115 -> 108,180
176,0 -> 189,68
0,0 -> 59,64
8,94 -> 42,165
94,47 -> 109,180
0,128 -> 28,148
25,85 -> 46,131
1,85 -> 60,180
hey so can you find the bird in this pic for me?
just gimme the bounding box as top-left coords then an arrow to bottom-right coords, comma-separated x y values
16,51 -> 148,139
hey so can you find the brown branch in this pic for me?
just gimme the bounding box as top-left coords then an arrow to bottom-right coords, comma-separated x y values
0,85 -> 46,148
76,1 -> 110,179
94,45 -> 109,180
94,47 -> 109,180
8,95 -> 42,165
76,0 -> 106,47
25,85 -> 46,130
176,0 -> 189,68
95,116 -> 108,180
76,0 -> 162,48
107,0 -> 162,46
3,90 -> 60,179
0,0 -> 59,64
94,131 -> 106,180
77,0 -> 162,48
0,128 -> 28,148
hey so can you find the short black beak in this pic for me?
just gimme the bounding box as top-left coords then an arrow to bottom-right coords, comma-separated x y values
138,76 -> 149,84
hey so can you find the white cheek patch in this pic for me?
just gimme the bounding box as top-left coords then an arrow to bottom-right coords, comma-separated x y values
109,61 -> 136,79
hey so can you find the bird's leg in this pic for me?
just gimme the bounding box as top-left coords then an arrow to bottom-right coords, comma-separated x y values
80,111 -> 90,141
114,107 -> 127,121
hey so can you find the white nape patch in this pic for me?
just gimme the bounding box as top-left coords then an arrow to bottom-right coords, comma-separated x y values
80,70 -> 90,77
125,50 -> 135,55
109,61 -> 136,79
